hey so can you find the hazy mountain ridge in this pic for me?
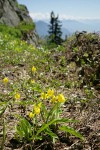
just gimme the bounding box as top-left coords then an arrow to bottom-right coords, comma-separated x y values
35,21 -> 48,37
35,20 -> 70,38
35,19 -> 100,38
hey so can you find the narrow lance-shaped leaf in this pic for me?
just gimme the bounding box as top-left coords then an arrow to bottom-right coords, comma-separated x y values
36,119 -> 57,136
0,106 -> 7,117
59,126 -> 84,140
36,118 -> 78,137
46,103 -> 58,123
45,128 -> 58,143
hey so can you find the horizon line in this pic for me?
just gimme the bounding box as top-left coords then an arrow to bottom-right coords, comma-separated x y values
30,12 -> 100,21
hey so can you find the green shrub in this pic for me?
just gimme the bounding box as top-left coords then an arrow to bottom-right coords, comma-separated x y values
17,4 -> 27,11
16,21 -> 35,33
0,24 -> 21,38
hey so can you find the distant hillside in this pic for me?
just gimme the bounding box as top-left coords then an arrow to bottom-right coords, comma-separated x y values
35,21 -> 49,37
35,20 -> 71,39
35,19 -> 100,38
62,20 -> 87,32
79,19 -> 100,31
62,19 -> 100,32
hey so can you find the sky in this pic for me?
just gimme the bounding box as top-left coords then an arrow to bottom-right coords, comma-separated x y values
17,0 -> 100,20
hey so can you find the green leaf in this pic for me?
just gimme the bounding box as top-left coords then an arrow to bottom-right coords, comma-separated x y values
83,53 -> 88,57
36,119 -> 57,136
46,103 -> 58,123
34,136 -> 42,140
59,126 -> 84,140
53,118 -> 79,124
45,128 -> 58,143
15,117 -> 33,142
0,106 -> 7,117
0,102 -> 8,117
41,103 -> 48,122
16,125 -> 24,140
1,119 -> 6,150
36,118 -> 78,137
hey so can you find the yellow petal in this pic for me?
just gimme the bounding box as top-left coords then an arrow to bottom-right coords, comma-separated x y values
29,112 -> 34,118
38,102 -> 42,108
14,93 -> 20,100
47,89 -> 54,97
34,106 -> 40,115
3,77 -> 9,84
57,94 -> 65,103
40,92 -> 48,99
32,66 -> 36,72
31,79 -> 35,84
51,95 -> 57,103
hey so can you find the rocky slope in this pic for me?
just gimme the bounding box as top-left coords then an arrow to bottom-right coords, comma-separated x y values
0,0 -> 38,46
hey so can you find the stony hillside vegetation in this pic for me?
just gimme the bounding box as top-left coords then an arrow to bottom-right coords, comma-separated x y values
64,32 -> 100,89
0,1 -> 100,150
0,28 -> 100,149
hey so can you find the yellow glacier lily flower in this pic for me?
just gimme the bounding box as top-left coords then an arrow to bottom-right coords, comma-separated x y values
51,95 -> 57,103
38,102 -> 42,108
40,92 -> 48,99
31,79 -> 35,84
3,77 -> 9,84
47,89 -> 54,97
32,66 -> 36,72
34,105 -> 40,115
57,94 -> 65,103
14,93 -> 20,100
29,112 -> 35,119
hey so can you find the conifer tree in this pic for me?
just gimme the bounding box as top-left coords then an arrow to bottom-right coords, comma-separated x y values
48,11 -> 62,45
